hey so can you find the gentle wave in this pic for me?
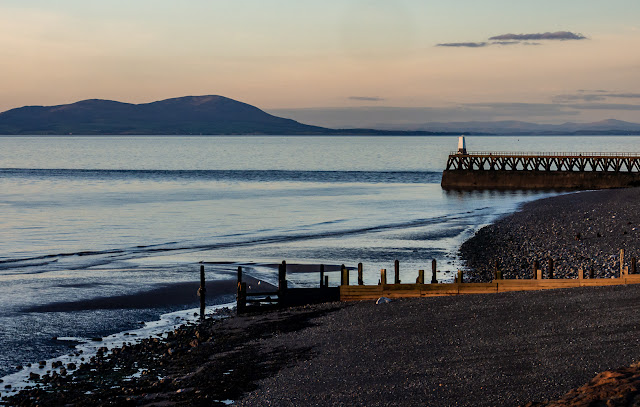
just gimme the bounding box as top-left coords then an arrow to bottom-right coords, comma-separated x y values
0,168 -> 442,184
0,211 -> 482,273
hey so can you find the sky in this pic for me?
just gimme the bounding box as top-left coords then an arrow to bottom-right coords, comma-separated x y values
1,0 -> 640,127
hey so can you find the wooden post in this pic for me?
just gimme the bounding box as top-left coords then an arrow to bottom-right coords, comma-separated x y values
237,282 -> 247,314
620,249 -> 625,278
325,275 -> 329,288
632,257 -> 637,275
497,270 -> 503,280
578,268 -> 584,280
394,260 -> 400,284
536,269 -> 542,280
279,261 -> 287,292
457,270 -> 463,284
431,259 -> 438,284
624,266 -> 629,277
358,263 -> 364,285
548,258 -> 554,279
417,270 -> 425,284
380,269 -> 387,285
533,260 -> 540,280
494,260 -> 499,280
589,267 -> 595,279
341,264 -> 349,286
198,265 -> 206,320
320,264 -> 325,288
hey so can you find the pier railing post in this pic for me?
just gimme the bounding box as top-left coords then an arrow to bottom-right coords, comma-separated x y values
341,264 -> 349,286
394,260 -> 400,284
533,260 -> 540,280
320,264 -> 325,288
457,270 -> 463,284
417,269 -> 425,284
358,263 -> 364,285
578,268 -> 584,280
494,260 -> 499,280
548,258 -> 554,279
431,259 -> 438,284
589,267 -> 595,279
198,265 -> 206,320
620,249 -> 625,278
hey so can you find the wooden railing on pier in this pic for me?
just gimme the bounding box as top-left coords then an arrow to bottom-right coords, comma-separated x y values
445,152 -> 640,172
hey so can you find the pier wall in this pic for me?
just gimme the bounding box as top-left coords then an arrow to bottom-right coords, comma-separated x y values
441,169 -> 640,190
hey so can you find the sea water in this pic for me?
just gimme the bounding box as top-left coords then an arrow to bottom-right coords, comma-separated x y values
0,135 -> 637,383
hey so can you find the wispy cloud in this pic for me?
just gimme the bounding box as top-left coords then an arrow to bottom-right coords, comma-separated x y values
437,31 -> 587,49
553,94 -> 608,103
567,103 -> 640,111
489,31 -> 587,41
554,92 -> 640,103
491,41 -> 520,46
348,96 -> 385,101
436,42 -> 488,48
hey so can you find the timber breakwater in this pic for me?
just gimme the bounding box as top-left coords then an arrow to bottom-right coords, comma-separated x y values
441,151 -> 640,190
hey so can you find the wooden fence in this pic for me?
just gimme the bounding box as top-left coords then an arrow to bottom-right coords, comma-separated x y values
340,251 -> 640,301
226,251 -> 640,312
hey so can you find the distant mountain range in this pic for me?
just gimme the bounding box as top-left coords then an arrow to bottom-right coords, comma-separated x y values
0,96 -> 638,135
0,96 -> 450,136
416,119 -> 640,135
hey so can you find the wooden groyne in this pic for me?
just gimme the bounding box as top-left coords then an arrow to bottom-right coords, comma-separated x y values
441,151 -> 640,190
340,256 -> 640,302
227,255 -> 640,311
235,261 -> 340,314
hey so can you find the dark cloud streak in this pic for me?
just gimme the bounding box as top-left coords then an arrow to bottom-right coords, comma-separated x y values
436,31 -> 587,49
489,31 -> 587,41
348,96 -> 385,102
436,42 -> 488,48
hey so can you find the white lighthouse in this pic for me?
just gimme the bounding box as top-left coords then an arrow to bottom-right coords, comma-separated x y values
457,135 -> 467,155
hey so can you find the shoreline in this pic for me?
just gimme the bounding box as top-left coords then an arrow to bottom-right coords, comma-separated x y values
6,285 -> 640,406
8,190 -> 640,405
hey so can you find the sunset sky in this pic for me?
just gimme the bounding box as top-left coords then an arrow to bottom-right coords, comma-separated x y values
2,0 -> 640,127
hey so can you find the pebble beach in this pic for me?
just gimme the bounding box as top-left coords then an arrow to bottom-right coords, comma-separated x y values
5,188 -> 640,406
461,188 -> 640,281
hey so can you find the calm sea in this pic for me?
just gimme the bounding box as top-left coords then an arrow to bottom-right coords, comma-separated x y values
0,135 -> 636,380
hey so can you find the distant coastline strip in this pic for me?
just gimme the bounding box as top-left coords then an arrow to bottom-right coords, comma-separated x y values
0,168 -> 443,184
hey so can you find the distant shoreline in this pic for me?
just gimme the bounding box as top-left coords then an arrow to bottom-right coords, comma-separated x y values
2,132 -> 640,137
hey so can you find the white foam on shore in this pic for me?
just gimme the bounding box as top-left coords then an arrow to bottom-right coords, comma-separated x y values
0,302 -> 235,401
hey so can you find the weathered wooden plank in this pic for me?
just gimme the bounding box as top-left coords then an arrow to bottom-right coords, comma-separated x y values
421,284 -> 459,296
340,275 -> 640,302
384,283 -> 424,291
458,283 -> 498,294
624,275 -> 640,283
580,279 -> 626,287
